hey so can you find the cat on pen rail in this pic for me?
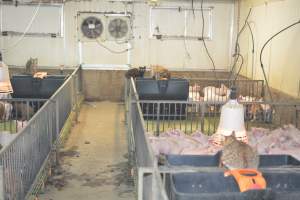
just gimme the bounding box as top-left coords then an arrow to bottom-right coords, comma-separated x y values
125,65 -> 171,80
25,57 -> 38,76
150,65 -> 171,80
125,66 -> 146,79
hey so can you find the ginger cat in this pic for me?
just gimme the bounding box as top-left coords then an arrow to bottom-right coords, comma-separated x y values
150,65 -> 171,80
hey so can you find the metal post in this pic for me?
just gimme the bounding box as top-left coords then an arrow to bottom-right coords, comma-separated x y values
26,100 -> 30,120
0,166 -> 4,200
124,78 -> 128,123
138,169 -> 143,200
54,100 -> 60,166
70,75 -> 74,110
127,85 -> 133,163
55,100 -> 60,138
73,74 -> 79,123
156,103 -> 160,136
200,103 -> 205,133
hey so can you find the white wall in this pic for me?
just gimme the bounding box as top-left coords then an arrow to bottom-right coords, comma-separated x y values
0,0 -> 235,70
238,0 -> 300,97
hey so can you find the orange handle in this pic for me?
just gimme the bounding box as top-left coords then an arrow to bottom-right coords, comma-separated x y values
225,169 -> 262,177
224,169 -> 267,192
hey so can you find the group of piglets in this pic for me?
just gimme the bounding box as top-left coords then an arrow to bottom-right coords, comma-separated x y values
147,129 -> 221,156
147,125 -> 300,160
189,84 -> 229,102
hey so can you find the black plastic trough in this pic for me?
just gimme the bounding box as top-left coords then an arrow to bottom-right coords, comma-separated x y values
166,153 -> 300,168
169,171 -> 300,200
11,75 -> 67,99
136,78 -> 189,120
166,154 -> 300,200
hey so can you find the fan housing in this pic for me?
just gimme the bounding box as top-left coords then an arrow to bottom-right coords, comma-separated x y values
106,16 -> 131,41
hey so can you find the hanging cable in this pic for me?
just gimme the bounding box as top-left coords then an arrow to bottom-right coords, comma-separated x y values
96,39 -> 132,54
228,8 -> 252,79
1,1 -> 41,53
233,53 -> 244,82
200,0 -> 217,79
260,19 -> 300,101
184,38 -> 191,60
247,21 -> 255,79
247,21 -> 255,96
247,22 -> 255,54
184,10 -> 191,60
234,8 -> 252,54
191,0 -> 195,18
233,21 -> 255,81
228,43 -> 240,79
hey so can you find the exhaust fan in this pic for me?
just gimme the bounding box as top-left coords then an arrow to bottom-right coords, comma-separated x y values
106,16 -> 131,41
78,13 -> 106,42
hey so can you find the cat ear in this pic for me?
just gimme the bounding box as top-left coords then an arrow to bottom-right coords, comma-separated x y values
232,131 -> 236,138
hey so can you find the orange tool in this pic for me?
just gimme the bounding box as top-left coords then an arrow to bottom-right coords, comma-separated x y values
33,72 -> 48,79
224,169 -> 266,192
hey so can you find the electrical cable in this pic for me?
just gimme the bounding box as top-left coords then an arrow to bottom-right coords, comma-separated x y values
200,0 -> 217,79
228,43 -> 240,79
184,10 -> 191,60
191,0 -> 195,18
228,8 -> 252,80
247,22 -> 255,54
259,19 -> 300,101
184,38 -> 191,60
234,8 -> 252,54
247,21 -> 255,79
247,21 -> 255,96
234,53 -> 244,82
115,39 -> 131,45
233,21 -> 255,81
1,1 -> 41,53
96,39 -> 132,54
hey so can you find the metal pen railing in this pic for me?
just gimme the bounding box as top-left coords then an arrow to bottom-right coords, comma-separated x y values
140,100 -> 300,136
0,98 -> 46,134
0,66 -> 82,199
126,78 -> 168,200
125,77 -> 300,200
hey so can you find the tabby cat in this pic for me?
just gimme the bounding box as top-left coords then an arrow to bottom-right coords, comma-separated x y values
25,58 -> 38,75
220,133 -> 259,169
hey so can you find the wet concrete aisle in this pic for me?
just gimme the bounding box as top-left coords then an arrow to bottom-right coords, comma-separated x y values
39,101 -> 134,200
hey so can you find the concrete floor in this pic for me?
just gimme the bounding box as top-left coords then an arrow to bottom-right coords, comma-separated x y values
39,101 -> 134,200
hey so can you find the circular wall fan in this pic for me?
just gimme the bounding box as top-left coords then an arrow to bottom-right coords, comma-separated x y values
81,16 -> 103,39
108,18 -> 129,39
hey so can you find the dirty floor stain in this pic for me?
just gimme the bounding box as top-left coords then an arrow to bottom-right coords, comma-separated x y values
39,101 -> 134,200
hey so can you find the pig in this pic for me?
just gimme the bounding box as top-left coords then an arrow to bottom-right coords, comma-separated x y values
12,102 -> 34,121
0,93 -> 13,120
181,145 -> 221,155
148,125 -> 300,159
0,102 -> 13,120
189,84 -> 203,102
203,84 -> 230,102
148,136 -> 182,156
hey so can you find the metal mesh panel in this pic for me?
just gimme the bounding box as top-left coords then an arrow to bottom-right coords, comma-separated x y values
125,78 -> 300,200
0,66 -> 83,199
